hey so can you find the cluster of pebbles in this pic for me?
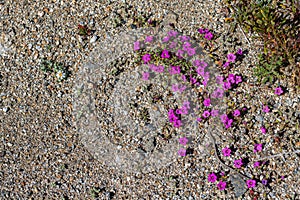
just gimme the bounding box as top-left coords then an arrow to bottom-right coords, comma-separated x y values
0,0 -> 299,199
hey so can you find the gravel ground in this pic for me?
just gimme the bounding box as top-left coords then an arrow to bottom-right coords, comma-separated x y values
0,0 -> 299,199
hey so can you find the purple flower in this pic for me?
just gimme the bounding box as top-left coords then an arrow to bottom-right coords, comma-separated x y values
180,35 -> 190,41
142,54 -> 151,64
178,148 -> 186,156
220,114 -> 229,123
193,60 -> 201,67
172,84 -> 179,92
211,109 -> 219,117
190,76 -> 197,84
199,61 -> 208,68
223,61 -> 230,68
196,67 -> 205,76
212,88 -> 224,98
169,66 -> 181,75
173,119 -> 182,128
156,65 -> 164,73
142,72 -> 150,80
161,49 -> 170,59
235,75 -> 242,84
162,36 -> 170,43
168,30 -> 178,37
204,32 -> 213,40
144,36 -> 153,43
134,41 -> 140,51
224,119 -> 233,129
179,137 -> 188,146
260,126 -> 267,134
196,117 -> 202,122
176,49 -> 184,58
262,179 -> 268,185
262,105 -> 270,113
198,28 -> 208,34
217,181 -> 227,191
169,41 -> 177,49
202,110 -> 210,118
234,159 -> 243,168
237,48 -> 243,55
223,81 -> 231,90
254,143 -> 263,153
203,98 -> 211,107
233,109 -> 240,117
227,74 -> 235,84
208,173 -> 217,183
222,147 -> 231,157
181,75 -> 187,82
227,53 -> 236,63
253,161 -> 260,168
246,180 -> 256,188
183,42 -> 191,51
275,87 -> 283,95
187,48 -> 196,56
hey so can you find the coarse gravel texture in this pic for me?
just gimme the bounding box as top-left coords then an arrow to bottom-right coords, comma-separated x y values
0,0 -> 299,199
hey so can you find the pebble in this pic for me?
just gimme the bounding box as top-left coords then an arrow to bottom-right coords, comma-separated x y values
89,35 -> 98,43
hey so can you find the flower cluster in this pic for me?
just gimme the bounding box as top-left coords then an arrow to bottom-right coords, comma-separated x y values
207,172 -> 227,190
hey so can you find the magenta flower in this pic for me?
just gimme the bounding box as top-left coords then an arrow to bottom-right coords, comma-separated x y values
187,48 -> 196,56
253,161 -> 260,168
217,181 -> 227,191
199,61 -> 208,68
212,88 -> 224,99
235,75 -> 242,84
223,81 -> 231,90
202,110 -> 210,118
176,49 -> 184,58
198,28 -> 209,34
172,84 -> 179,92
156,65 -> 164,73
260,126 -> 267,134
183,42 -> 191,51
262,105 -> 270,113
222,147 -> 231,157
161,49 -> 170,59
234,159 -> 243,168
196,67 -> 204,76
220,114 -> 229,123
227,74 -> 235,84
223,61 -> 230,68
204,32 -> 213,40
246,180 -> 256,188
142,54 -> 151,64
275,87 -> 283,95
142,72 -> 150,80
196,117 -> 202,122
173,119 -> 182,128
190,76 -> 197,84
193,59 -> 201,67
180,35 -> 190,41
181,75 -> 187,82
211,109 -> 219,117
168,30 -> 178,37
169,41 -> 177,49
134,41 -> 140,51
254,143 -> 263,153
203,98 -> 211,107
208,173 -> 217,183
224,119 -> 233,129
169,66 -> 181,75
233,109 -> 241,117
237,48 -> 243,55
262,179 -> 268,185
144,36 -> 153,43
162,36 -> 170,43
178,148 -> 186,157
227,53 -> 236,63
179,137 -> 188,146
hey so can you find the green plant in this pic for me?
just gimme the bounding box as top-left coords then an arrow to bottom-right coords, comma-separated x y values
40,58 -> 70,81
253,54 -> 282,84
224,0 -> 300,85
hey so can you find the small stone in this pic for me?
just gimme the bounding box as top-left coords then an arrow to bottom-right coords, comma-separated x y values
3,107 -> 9,112
90,35 -> 98,43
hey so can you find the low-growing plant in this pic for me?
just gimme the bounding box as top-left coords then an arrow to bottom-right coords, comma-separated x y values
224,0 -> 300,85
40,58 -> 70,82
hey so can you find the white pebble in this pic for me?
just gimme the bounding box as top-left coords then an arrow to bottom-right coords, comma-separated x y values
90,35 -> 98,43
